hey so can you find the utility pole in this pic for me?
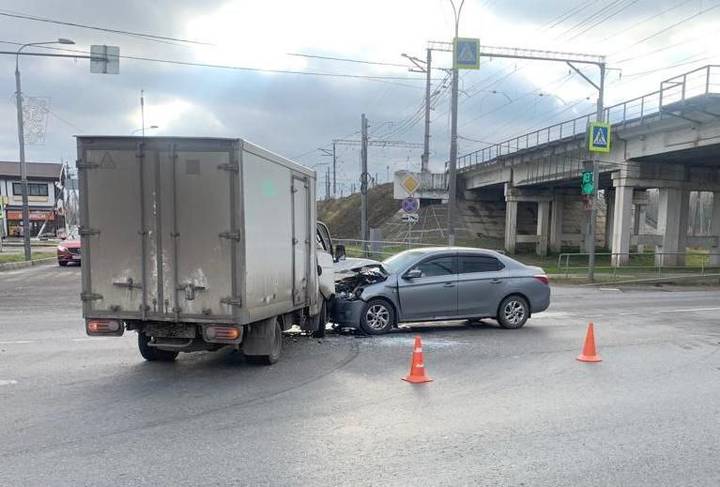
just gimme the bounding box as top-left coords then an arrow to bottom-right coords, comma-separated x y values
360,113 -> 369,256
587,63 -> 605,282
447,0 -> 465,247
401,49 -> 434,173
332,142 -> 336,197
423,48 -> 432,173
140,89 -> 145,137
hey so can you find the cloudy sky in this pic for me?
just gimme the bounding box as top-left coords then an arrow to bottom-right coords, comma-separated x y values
0,0 -> 718,195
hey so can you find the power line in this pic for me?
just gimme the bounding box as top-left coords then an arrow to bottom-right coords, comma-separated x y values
287,52 -> 446,72
0,9 -> 213,46
0,40 -> 428,82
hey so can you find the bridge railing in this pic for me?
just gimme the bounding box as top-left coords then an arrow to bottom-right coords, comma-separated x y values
457,65 -> 720,172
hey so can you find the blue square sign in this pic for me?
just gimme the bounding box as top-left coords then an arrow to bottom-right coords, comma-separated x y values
454,38 -> 480,70
588,122 -> 611,153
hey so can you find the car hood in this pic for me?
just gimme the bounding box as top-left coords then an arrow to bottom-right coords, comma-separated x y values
60,240 -> 81,249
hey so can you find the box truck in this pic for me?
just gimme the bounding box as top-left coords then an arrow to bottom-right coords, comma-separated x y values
77,136 -> 339,364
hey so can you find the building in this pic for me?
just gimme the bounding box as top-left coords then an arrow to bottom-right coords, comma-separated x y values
0,161 -> 64,238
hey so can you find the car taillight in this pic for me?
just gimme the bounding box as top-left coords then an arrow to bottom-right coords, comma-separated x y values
86,319 -> 123,335
534,275 -> 549,285
205,325 -> 241,341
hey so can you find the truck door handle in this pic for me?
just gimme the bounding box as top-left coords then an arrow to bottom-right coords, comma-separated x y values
443,282 -> 455,288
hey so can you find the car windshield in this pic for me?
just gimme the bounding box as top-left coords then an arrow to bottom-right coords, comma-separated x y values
382,249 -> 431,274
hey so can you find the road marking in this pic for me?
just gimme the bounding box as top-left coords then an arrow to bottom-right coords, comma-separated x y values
71,338 -> 96,342
0,340 -> 34,345
662,307 -> 720,313
599,288 -> 621,292
0,380 -> 18,386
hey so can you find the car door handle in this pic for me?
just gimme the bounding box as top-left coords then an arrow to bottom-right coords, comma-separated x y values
491,279 -> 502,284
443,282 -> 455,288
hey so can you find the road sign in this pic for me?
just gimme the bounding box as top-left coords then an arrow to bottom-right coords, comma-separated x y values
90,45 -> 120,74
588,122 -> 611,153
400,174 -> 419,195
454,38 -> 480,70
581,170 -> 594,195
401,197 -> 420,214
401,213 -> 419,224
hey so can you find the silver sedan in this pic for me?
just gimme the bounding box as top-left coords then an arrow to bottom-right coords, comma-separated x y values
331,247 -> 550,335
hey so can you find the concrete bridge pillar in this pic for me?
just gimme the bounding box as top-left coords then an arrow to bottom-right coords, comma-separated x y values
505,198 -> 518,254
655,188 -> 690,267
611,185 -> 633,267
549,194 -> 564,254
711,192 -> 720,266
536,200 -> 550,256
604,190 -> 615,251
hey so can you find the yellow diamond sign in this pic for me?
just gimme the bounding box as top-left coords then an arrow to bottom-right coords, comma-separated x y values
401,174 -> 419,195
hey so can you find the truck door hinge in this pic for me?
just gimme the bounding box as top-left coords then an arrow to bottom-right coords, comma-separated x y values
219,231 -> 241,241
217,163 -> 239,173
81,292 -> 103,302
220,296 -> 242,307
79,226 -> 100,236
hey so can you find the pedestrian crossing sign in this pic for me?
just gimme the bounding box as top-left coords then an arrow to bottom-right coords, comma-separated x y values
588,122 -> 611,153
454,38 -> 480,70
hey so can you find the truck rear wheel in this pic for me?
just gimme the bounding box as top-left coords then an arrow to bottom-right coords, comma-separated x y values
311,299 -> 328,338
138,333 -> 179,362
245,317 -> 283,365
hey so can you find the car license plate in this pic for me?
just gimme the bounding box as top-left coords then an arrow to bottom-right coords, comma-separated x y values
72,255 -> 81,260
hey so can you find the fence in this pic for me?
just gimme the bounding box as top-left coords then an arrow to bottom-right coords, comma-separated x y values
556,251 -> 720,281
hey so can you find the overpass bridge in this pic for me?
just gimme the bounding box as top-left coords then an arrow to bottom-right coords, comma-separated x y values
424,65 -> 720,266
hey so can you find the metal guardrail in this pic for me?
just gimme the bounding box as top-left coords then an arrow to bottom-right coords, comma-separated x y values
556,251 -> 720,280
457,65 -> 720,171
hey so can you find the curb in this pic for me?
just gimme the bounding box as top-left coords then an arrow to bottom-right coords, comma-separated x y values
0,257 -> 57,272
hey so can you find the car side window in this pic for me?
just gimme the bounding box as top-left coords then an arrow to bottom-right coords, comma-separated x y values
413,256 -> 457,277
459,255 -> 504,273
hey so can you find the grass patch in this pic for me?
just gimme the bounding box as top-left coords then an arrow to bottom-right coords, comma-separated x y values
0,252 -> 55,264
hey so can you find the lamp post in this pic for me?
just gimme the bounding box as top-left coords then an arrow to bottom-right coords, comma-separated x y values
15,38 -> 75,261
447,0 -> 465,246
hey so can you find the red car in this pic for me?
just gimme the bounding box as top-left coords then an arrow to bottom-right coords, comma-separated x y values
57,240 -> 81,266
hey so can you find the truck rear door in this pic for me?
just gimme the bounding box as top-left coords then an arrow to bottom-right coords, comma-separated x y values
79,139 -> 239,323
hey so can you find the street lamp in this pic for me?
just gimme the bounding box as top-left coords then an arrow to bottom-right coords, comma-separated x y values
447,0 -> 465,246
132,125 -> 159,135
15,38 -> 75,261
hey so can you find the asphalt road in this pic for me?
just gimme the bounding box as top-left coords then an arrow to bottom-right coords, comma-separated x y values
1,264 -> 719,486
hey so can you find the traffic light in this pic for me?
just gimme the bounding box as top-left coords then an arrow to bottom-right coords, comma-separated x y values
581,170 -> 594,195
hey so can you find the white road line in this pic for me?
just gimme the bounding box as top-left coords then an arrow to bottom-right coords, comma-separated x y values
0,340 -> 34,345
71,338 -> 96,342
662,307 -> 720,313
0,380 -> 18,386
599,288 -> 621,292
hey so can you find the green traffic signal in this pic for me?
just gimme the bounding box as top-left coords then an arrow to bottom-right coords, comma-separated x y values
581,170 -> 594,195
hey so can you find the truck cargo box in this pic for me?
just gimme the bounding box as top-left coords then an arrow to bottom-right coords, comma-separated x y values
77,136 -> 320,328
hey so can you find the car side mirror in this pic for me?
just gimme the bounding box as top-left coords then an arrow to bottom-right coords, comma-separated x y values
334,244 -> 346,262
404,269 -> 422,280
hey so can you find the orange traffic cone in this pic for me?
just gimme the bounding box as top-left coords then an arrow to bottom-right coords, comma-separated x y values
402,336 -> 433,383
576,322 -> 602,362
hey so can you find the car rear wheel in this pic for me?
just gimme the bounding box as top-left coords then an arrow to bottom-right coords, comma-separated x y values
359,299 -> 395,335
497,295 -> 529,329
138,333 -> 179,362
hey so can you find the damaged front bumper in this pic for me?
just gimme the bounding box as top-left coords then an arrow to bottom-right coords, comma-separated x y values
329,296 -> 366,327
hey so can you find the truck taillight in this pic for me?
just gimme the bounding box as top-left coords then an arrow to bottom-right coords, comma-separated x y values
534,275 -> 549,285
205,325 -> 241,342
86,319 -> 123,336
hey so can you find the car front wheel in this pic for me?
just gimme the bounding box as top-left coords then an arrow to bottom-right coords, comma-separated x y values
359,299 -> 395,335
497,295 -> 529,329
